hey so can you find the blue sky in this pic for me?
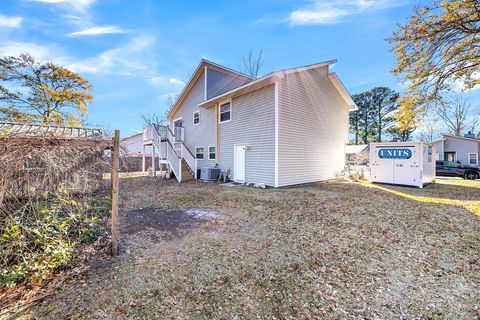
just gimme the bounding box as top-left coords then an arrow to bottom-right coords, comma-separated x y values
0,0 -> 478,137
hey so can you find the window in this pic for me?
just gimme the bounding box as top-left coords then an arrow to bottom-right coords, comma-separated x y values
468,153 -> 478,165
444,152 -> 456,163
220,101 -> 231,123
195,147 -> 204,159
193,111 -> 200,125
208,146 -> 216,160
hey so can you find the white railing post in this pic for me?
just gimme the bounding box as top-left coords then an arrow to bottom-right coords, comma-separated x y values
194,159 -> 198,180
178,158 -> 182,182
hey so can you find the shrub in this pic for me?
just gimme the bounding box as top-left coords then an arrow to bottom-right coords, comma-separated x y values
0,190 -> 110,288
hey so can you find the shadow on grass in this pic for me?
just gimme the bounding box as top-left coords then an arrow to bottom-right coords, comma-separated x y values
359,180 -> 480,218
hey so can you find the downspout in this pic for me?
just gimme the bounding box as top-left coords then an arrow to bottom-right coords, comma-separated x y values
215,103 -> 220,165
274,80 -> 279,187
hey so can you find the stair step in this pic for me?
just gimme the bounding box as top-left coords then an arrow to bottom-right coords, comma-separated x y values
181,159 -> 195,181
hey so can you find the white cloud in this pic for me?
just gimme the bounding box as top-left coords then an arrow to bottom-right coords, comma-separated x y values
28,0 -> 95,12
150,76 -> 184,87
168,78 -> 184,85
0,35 -> 156,77
288,0 -> 405,25
67,35 -> 156,75
0,41 -> 67,61
0,15 -> 23,28
68,26 -> 128,37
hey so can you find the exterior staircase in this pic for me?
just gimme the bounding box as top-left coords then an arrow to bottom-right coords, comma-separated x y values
181,159 -> 195,181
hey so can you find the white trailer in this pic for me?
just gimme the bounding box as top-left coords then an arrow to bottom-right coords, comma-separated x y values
369,142 -> 435,188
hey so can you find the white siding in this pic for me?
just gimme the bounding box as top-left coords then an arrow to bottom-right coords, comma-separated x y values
170,70 -> 216,168
277,67 -> 349,186
433,141 -> 443,160
219,85 -> 276,186
121,134 -> 153,156
206,68 -> 250,100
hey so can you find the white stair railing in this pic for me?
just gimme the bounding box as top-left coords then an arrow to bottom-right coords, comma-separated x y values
166,140 -> 182,182
160,141 -> 167,159
181,143 -> 197,178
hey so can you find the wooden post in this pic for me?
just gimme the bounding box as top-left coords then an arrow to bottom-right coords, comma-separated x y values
111,130 -> 120,256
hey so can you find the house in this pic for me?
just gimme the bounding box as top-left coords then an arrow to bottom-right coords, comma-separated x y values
157,59 -> 356,187
433,133 -> 480,166
345,144 -> 369,165
121,132 -> 153,157
121,126 -> 167,173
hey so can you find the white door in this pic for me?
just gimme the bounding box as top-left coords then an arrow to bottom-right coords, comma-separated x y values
234,145 -> 246,182
371,148 -> 394,183
393,147 -> 416,186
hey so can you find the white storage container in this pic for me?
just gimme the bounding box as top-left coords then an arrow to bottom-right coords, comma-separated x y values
369,142 -> 435,188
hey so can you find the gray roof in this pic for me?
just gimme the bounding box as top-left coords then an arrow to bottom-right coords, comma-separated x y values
0,122 -> 104,138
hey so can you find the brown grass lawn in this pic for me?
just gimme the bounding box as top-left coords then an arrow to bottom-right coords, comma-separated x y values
14,177 -> 480,319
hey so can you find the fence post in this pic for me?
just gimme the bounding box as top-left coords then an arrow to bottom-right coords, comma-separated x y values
111,130 -> 120,256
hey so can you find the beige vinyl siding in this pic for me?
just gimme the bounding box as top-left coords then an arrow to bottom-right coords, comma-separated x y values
170,70 -> 216,168
277,67 -> 349,186
206,68 -> 251,100
219,85 -> 275,186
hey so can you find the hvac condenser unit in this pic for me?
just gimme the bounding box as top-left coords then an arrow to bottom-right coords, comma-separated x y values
200,167 -> 220,181
369,142 -> 435,188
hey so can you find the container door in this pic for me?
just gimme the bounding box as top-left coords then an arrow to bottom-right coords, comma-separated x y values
393,146 -> 416,186
371,148 -> 394,183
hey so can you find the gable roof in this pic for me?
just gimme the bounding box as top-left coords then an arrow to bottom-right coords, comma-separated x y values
432,133 -> 480,144
198,59 -> 357,111
166,59 -> 254,121
121,132 -> 142,141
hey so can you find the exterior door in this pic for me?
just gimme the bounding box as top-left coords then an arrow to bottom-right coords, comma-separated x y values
234,145 -> 246,182
371,148 -> 394,183
393,146 -> 416,185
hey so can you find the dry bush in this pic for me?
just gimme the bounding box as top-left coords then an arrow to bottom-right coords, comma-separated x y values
0,138 -> 112,287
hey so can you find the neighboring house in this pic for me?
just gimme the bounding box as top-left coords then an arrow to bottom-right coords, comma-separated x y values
345,144 -> 369,165
159,59 -> 356,187
121,132 -> 153,157
121,126 -> 168,173
433,133 -> 480,166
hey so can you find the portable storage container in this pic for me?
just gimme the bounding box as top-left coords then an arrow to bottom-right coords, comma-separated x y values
369,142 -> 435,188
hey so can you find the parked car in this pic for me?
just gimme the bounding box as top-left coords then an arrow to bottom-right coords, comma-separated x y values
436,160 -> 480,179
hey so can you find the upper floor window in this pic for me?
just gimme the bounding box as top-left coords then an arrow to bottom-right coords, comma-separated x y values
193,111 -> 200,125
220,101 -> 231,123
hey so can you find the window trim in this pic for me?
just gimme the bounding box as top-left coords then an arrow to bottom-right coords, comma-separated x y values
208,146 -> 216,160
444,151 -> 456,162
173,117 -> 183,127
195,146 -> 204,159
219,99 -> 232,124
468,152 -> 478,165
193,110 -> 200,126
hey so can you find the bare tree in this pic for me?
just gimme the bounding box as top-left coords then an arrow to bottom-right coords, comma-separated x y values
240,49 -> 264,78
437,96 -> 479,136
415,115 -> 442,143
140,112 -> 167,129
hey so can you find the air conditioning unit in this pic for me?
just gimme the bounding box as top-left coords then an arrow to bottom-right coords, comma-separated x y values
200,167 -> 220,181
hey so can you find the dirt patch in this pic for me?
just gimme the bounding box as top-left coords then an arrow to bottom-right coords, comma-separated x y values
119,207 -> 219,243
